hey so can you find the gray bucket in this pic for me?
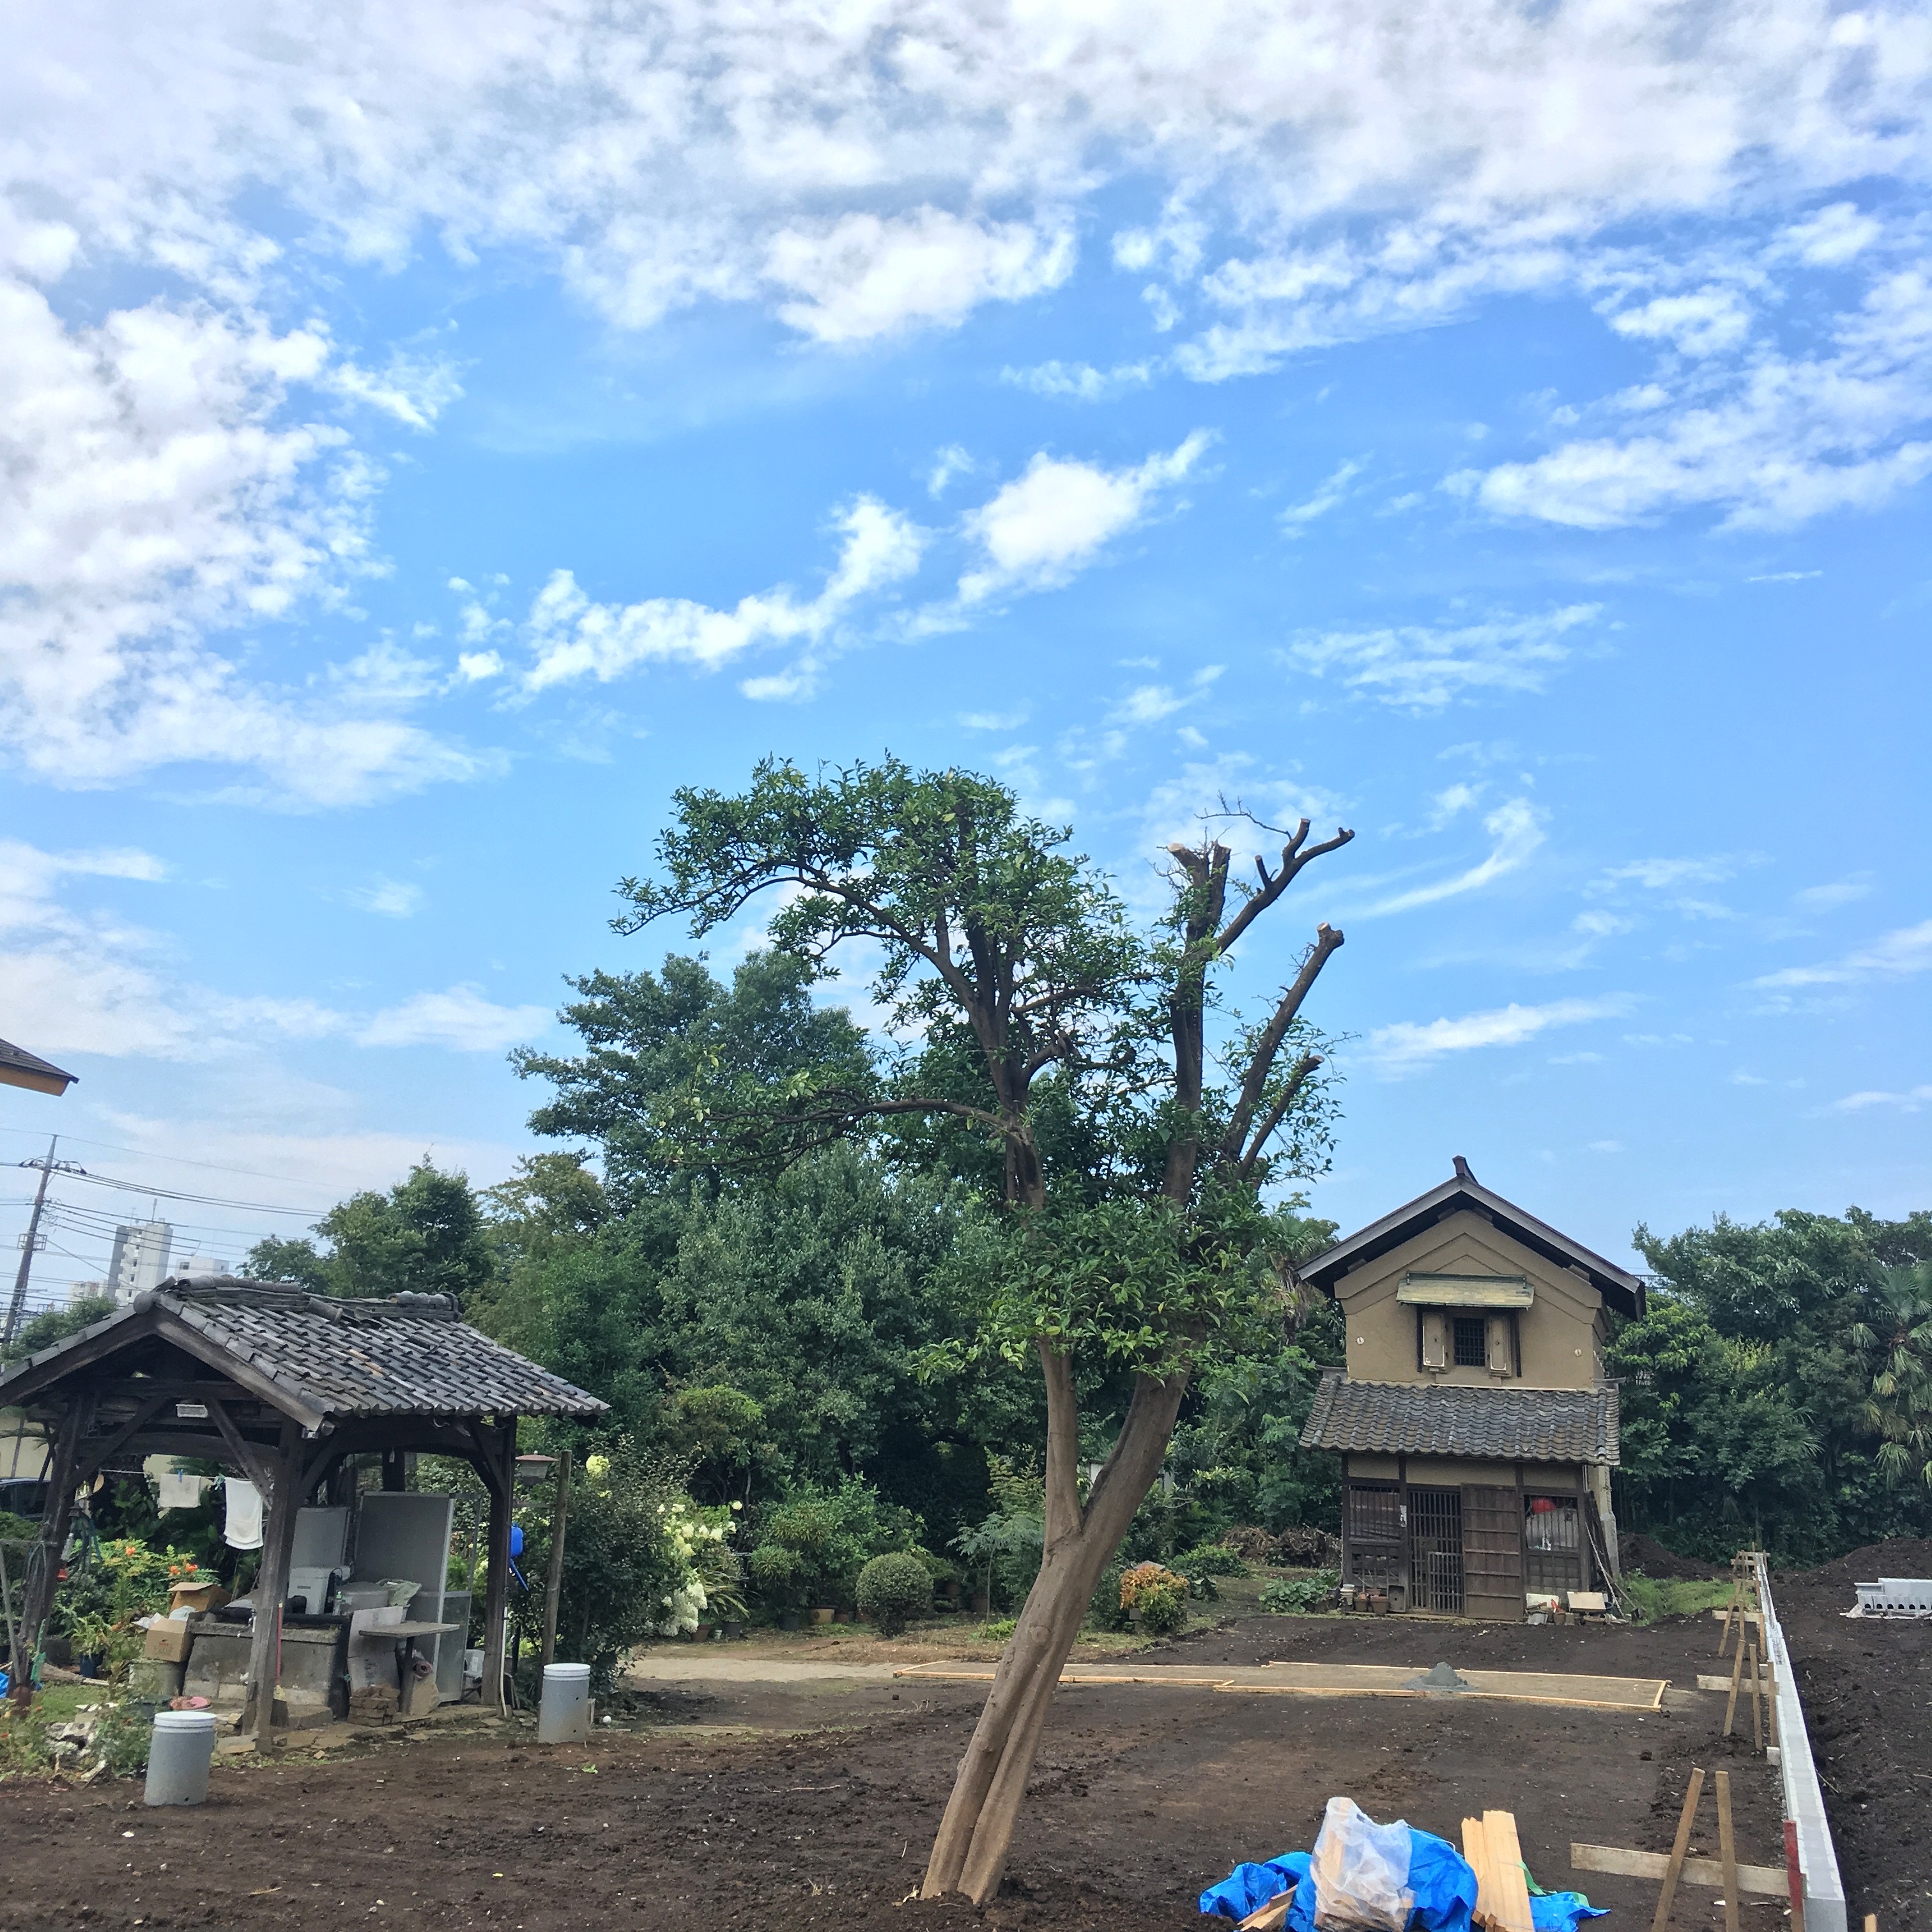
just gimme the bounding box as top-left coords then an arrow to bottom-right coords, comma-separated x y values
144,1708 -> 218,1806
537,1661 -> 592,1744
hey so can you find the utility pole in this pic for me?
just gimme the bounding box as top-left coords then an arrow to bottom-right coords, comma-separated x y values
4,1138 -> 86,1347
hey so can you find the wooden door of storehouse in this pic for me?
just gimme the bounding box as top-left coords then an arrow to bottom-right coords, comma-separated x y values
1461,1484 -> 1525,1620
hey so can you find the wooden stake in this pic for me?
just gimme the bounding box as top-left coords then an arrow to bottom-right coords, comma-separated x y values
1722,1634 -> 1747,1738
1652,1767 -> 1706,1932
1747,1637 -> 1764,1749
1238,1887 -> 1296,1932
1716,1770 -> 1740,1932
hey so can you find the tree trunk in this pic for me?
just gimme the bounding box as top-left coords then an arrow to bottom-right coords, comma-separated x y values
923,1361 -> 1188,1903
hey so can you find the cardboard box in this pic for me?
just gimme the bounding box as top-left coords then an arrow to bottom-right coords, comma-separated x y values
142,1614 -> 196,1663
167,1579 -> 229,1616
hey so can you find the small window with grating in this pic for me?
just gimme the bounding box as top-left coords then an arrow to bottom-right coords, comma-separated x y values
1452,1315 -> 1488,1367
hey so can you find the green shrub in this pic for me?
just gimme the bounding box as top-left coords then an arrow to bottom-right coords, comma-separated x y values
857,1552 -> 932,1636
1259,1567 -> 1339,1614
747,1477 -> 921,1614
1120,1561 -> 1188,1635
1173,1542 -> 1246,1579
978,1616 -> 1017,1643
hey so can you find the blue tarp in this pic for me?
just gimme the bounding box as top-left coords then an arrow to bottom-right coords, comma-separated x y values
1199,1827 -> 1604,1932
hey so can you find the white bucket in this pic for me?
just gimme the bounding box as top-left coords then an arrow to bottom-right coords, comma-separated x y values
144,1709 -> 218,1806
537,1661 -> 592,1744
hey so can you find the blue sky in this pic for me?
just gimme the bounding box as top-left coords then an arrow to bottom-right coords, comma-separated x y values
3,0 -> 1929,1308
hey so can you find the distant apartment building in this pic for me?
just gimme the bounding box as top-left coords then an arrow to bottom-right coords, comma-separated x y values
103,1221 -> 173,1305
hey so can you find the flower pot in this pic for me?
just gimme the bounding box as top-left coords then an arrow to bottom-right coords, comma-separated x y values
810,1607 -> 836,1625
722,1620 -> 746,1640
77,1655 -> 102,1680
779,1613 -> 803,1632
693,1624 -> 713,1643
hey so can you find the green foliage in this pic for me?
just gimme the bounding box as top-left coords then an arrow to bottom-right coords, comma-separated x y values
1617,1573 -> 1735,1626
1172,1542 -> 1247,1599
746,1477 -> 921,1614
512,951 -> 874,1199
1853,1262 -> 1932,1489
244,1160 -> 495,1307
857,1552 -> 933,1635
510,1441 -> 700,1694
51,1538 -> 208,1682
950,1456 -> 1045,1610
1259,1568 -> 1339,1614
1616,1206 -> 1932,1562
3,1296 -> 119,1363
978,1616 -> 1018,1643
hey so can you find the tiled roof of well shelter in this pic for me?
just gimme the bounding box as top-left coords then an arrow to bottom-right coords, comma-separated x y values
2,1279 -> 606,1423
1298,1370 -> 1618,1465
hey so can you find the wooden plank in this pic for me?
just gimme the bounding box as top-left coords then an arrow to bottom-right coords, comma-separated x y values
1652,1767 -> 1706,1932
1572,1846 -> 1787,1897
1717,1770 -> 1740,1932
1722,1639 -> 1746,1738
1697,1675 -> 1769,1692
1238,1887 -> 1296,1932
1483,1811 -> 1535,1932
1747,1639 -> 1764,1749
1462,1818 -> 1494,1929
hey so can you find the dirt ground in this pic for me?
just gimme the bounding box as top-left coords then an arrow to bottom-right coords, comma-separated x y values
1770,1537 -> 1932,1932
0,1604 -> 1795,1932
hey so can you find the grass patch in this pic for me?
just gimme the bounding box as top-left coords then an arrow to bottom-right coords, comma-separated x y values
1620,1574 -> 1735,1625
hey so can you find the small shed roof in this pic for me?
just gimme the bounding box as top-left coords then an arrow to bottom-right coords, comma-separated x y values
0,1277 -> 606,1431
1299,1369 -> 1620,1466
0,1036 -> 77,1097
1294,1156 -> 1646,1319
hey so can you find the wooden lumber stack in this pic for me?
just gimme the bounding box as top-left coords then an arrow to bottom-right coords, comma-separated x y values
1462,1811 -> 1535,1932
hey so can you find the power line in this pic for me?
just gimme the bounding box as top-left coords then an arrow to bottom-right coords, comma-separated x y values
0,1123 -> 339,1193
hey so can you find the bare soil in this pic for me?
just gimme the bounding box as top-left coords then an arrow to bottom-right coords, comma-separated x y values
0,1604 -> 1793,1932
1770,1537 -> 1932,1932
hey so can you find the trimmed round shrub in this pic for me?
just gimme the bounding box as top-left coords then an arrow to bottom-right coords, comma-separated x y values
857,1552 -> 933,1636
1119,1561 -> 1189,1635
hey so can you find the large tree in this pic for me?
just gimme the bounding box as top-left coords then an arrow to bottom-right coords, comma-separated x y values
620,756 -> 1352,1899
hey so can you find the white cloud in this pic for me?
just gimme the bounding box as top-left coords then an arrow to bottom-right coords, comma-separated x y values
958,433 -> 1212,603
958,707 -> 1029,730
1110,685 -> 1191,725
0,281 -> 485,806
1608,288 -> 1753,358
1365,996 -> 1632,1077
346,877 -> 423,919
522,496 -> 926,693
1361,798 -> 1545,916
1280,459 -> 1367,534
1792,874 -> 1873,910
765,210 -> 1073,343
1000,360 -> 1157,401
1291,606 -> 1601,709
928,446 -> 977,497
355,985 -> 550,1052
1595,857 -> 1736,891
1830,1084 -> 1932,1113
1754,917 -> 1932,988
1452,270 -> 1932,531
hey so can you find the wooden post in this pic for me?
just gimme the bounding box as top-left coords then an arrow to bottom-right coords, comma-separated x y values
1722,1630 -> 1747,1738
1651,1768 -> 1705,1932
1746,1637 -> 1764,1749
540,1449 -> 572,1669
479,1420 -> 515,1714
10,1399 -> 86,1709
245,1424 -> 303,1749
1715,1770 -> 1740,1932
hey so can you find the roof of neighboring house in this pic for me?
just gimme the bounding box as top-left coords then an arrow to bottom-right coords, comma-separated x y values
0,1278 -> 607,1428
1294,1156 -> 1646,1319
0,1037 -> 77,1097
1298,1369 -> 1620,1466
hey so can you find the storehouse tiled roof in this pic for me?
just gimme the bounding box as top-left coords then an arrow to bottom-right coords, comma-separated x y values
0,1278 -> 606,1423
1298,1370 -> 1619,1464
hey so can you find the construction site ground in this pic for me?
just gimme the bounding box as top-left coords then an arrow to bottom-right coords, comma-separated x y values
0,1592 -> 1816,1932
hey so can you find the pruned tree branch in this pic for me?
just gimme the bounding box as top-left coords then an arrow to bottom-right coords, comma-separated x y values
1217,923 -> 1345,1170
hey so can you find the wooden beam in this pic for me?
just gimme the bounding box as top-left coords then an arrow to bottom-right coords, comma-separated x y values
1572,1846 -> 1786,1897
10,1397 -> 89,1709
204,1397 -> 279,1496
245,1420 -> 303,1750
1716,1770 -> 1740,1932
1652,1767 -> 1705,1932
72,1388 -> 176,1483
479,1420 -> 516,1713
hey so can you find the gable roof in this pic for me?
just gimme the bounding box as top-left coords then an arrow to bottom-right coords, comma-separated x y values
0,1277 -> 606,1429
1295,1157 -> 1646,1318
0,1036 -> 77,1097
1299,1369 -> 1620,1465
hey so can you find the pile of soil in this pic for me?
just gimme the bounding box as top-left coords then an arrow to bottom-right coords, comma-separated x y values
1620,1534 -> 1725,1582
1772,1538 -> 1932,1932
